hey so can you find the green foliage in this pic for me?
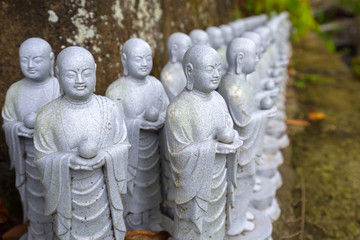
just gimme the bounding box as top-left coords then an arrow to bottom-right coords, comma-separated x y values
294,73 -> 331,89
241,0 -> 317,39
340,0 -> 360,15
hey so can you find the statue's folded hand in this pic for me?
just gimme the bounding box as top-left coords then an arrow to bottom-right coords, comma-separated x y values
69,150 -> 106,171
140,117 -> 164,130
216,136 -> 243,155
18,123 -> 34,138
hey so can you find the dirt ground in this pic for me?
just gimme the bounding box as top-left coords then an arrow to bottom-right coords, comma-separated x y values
273,32 -> 360,240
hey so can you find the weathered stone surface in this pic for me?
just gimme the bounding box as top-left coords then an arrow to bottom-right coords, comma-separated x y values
0,0 -> 241,219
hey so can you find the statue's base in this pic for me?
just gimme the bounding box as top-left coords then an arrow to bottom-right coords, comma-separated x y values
251,177 -> 281,222
225,208 -> 272,240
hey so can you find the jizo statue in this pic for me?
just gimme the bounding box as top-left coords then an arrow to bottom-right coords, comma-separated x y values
106,38 -> 169,231
2,37 -> 60,240
160,32 -> 192,220
165,45 -> 242,240
217,38 -> 276,236
160,32 -> 192,101
34,46 -> 130,240
189,29 -> 211,46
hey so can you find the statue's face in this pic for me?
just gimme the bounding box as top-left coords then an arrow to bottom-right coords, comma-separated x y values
209,30 -> 224,49
192,54 -> 222,93
19,44 -> 52,81
126,44 -> 152,79
58,55 -> 96,101
242,48 -> 259,75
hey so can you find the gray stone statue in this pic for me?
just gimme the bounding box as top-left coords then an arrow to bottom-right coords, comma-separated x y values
106,38 -> 169,231
2,37 -> 60,240
160,32 -> 192,101
160,32 -> 192,220
219,24 -> 234,46
189,29 -> 210,46
34,46 -> 130,240
165,45 -> 242,240
207,26 -> 228,73
217,38 -> 274,238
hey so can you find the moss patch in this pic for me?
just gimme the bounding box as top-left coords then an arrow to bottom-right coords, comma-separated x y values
273,33 -> 360,239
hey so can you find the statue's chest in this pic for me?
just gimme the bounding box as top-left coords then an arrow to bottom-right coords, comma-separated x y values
17,85 -> 54,119
123,83 -> 159,117
191,99 -> 226,140
61,106 -> 103,150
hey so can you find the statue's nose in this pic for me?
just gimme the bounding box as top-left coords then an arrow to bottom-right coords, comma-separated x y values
27,59 -> 34,68
213,68 -> 220,78
141,58 -> 148,67
76,72 -> 84,83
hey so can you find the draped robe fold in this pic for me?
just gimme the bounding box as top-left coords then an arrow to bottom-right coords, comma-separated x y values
34,95 -> 129,240
2,77 -> 60,239
218,74 -> 268,233
165,90 -> 233,240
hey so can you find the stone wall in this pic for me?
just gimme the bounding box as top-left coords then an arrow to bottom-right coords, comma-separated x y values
0,0 -> 241,217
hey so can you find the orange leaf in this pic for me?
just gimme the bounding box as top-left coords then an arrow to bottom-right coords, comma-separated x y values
286,119 -> 311,126
308,111 -> 326,122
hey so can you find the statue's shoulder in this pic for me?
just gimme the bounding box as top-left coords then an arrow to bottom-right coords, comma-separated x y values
167,91 -> 190,117
106,77 -> 126,98
6,78 -> 26,95
37,97 -> 61,120
212,91 -> 228,107
147,75 -> 161,86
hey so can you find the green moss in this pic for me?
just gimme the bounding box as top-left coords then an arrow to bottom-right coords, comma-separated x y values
273,33 -> 360,239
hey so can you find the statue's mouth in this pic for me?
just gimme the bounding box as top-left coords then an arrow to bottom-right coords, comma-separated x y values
75,85 -> 86,90
140,67 -> 148,72
28,69 -> 37,74
211,78 -> 220,84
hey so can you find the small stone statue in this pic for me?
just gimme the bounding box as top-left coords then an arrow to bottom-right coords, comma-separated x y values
217,38 -> 274,238
165,45 -> 242,240
160,32 -> 192,220
106,38 -> 169,231
34,46 -> 130,240
206,26 -> 228,73
219,24 -> 234,46
189,29 -> 210,46
2,37 -> 60,240
160,32 -> 192,101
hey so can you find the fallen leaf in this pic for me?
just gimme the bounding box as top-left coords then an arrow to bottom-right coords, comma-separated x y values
125,230 -> 171,240
308,110 -> 326,122
286,119 -> 311,126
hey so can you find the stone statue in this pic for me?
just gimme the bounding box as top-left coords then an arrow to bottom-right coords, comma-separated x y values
106,38 -> 169,231
160,32 -> 192,220
189,29 -> 210,46
165,45 -> 242,240
206,26 -> 228,73
219,24 -> 234,46
34,46 -> 129,240
217,38 -> 275,237
160,32 -> 192,101
2,37 -> 60,240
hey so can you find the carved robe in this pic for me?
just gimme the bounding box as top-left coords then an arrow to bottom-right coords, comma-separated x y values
160,62 -> 187,102
2,77 -> 60,239
34,95 -> 129,240
165,90 -> 233,240
218,74 -> 267,233
106,76 -> 169,230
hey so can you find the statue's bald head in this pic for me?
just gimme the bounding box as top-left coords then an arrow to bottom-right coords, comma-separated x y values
167,33 -> 192,63
242,31 -> 263,57
183,45 -> 221,92
227,38 -> 258,75
189,29 -> 210,46
56,46 -> 95,72
206,27 -> 224,50
19,38 -> 52,57
19,38 -> 54,81
121,38 -> 153,78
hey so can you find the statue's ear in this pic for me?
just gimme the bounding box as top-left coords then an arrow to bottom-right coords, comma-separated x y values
94,63 -> 97,92
121,53 -> 128,76
185,62 -> 194,90
170,44 -> 178,63
55,65 -> 64,95
50,52 -> 55,76
236,52 -> 244,75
